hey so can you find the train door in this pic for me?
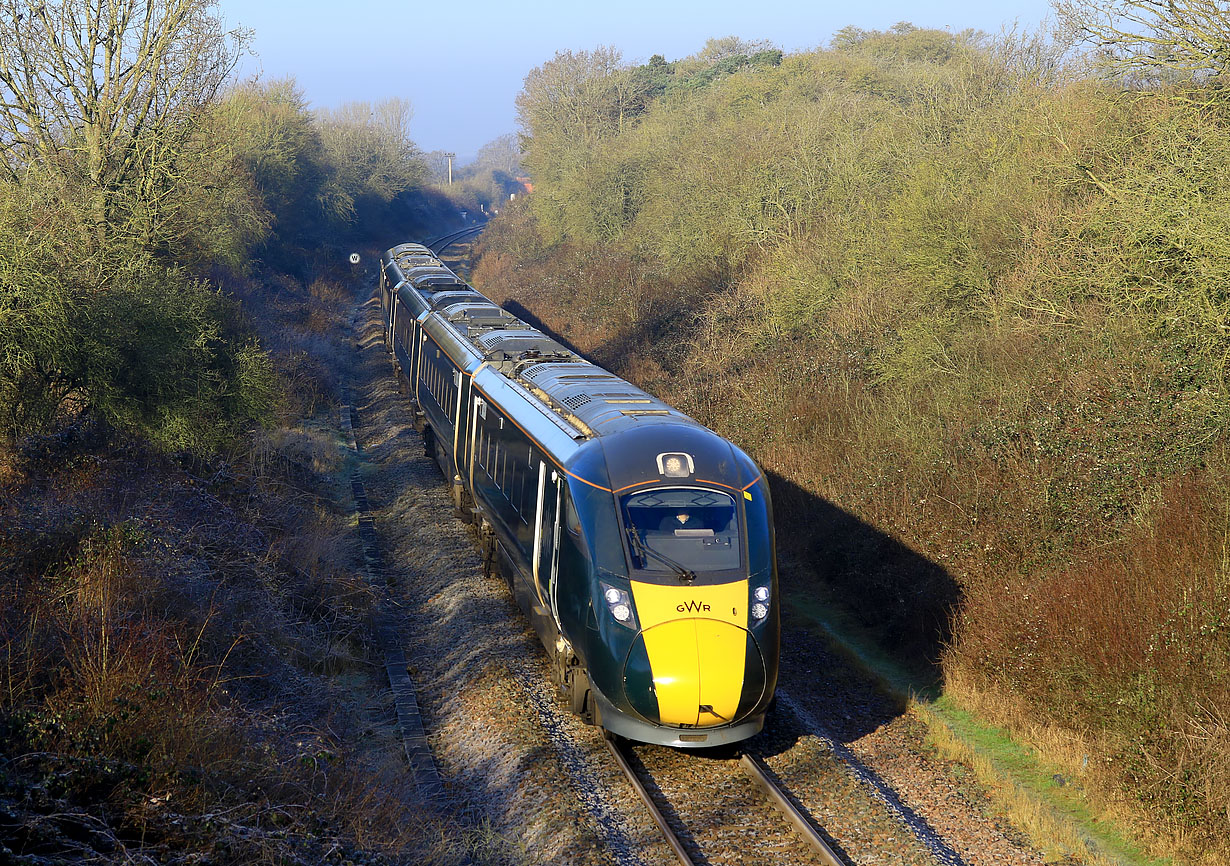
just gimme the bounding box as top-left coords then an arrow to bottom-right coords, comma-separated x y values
388,294 -> 395,349
386,282 -> 396,349
415,330 -> 427,405
533,465 -> 563,628
451,368 -> 466,477
408,317 -> 422,386
379,269 -> 389,340
547,472 -> 564,632
468,395 -> 484,494
392,300 -> 412,375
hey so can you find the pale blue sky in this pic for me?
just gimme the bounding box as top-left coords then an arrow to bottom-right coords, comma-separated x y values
217,0 -> 1056,161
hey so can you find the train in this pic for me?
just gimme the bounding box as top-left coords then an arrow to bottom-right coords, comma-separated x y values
379,241 -> 779,748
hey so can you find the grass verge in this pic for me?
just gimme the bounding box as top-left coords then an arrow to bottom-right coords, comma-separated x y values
784,588 -> 1167,866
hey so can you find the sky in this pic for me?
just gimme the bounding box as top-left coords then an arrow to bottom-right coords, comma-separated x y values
217,0 -> 1057,162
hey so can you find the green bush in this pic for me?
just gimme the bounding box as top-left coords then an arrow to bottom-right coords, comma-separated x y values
74,271 -> 276,453
0,250 -> 274,453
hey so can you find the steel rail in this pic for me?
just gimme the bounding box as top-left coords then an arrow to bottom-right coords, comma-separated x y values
425,227 -> 469,250
427,223 -> 486,255
604,735 -> 698,866
739,753 -> 846,866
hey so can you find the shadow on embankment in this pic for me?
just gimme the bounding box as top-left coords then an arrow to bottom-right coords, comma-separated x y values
769,470 -> 961,688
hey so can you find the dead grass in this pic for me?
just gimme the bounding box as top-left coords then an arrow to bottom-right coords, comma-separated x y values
952,472 -> 1230,852
0,364 -> 474,864
939,666 -> 1230,866
918,701 -> 1125,866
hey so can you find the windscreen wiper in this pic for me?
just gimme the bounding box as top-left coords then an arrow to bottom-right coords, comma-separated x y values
627,523 -> 697,583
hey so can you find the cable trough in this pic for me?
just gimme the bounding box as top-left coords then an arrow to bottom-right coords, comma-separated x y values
341,384 -> 444,800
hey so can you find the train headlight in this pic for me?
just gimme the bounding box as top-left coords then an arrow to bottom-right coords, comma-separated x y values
751,584 -> 771,621
656,452 -> 695,478
600,582 -> 638,629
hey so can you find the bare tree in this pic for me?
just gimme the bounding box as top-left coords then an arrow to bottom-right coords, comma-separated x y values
1055,0 -> 1230,83
695,36 -> 779,63
516,47 -> 627,143
474,133 -> 522,176
0,0 -> 246,244
314,97 -> 423,220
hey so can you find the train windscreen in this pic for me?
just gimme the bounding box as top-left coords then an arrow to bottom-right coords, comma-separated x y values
621,488 -> 740,573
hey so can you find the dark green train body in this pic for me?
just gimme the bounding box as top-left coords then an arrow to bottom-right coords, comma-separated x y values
380,243 -> 779,747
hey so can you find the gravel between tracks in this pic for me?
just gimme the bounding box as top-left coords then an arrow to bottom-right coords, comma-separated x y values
347,279 -> 1055,866
625,741 -> 854,865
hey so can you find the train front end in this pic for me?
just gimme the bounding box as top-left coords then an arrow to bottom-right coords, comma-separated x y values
564,424 -> 779,748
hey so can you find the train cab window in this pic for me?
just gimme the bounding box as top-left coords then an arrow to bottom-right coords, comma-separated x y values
565,489 -> 582,536
621,488 -> 740,573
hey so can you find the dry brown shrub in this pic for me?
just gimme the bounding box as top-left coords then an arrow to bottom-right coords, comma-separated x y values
308,277 -> 351,306
951,472 -> 1230,844
472,249 -> 514,290
960,474 -> 1225,691
1,529 -> 244,808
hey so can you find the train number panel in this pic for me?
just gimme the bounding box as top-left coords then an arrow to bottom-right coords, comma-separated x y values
380,242 -> 779,748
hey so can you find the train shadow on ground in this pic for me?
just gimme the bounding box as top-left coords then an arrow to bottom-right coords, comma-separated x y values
756,470 -> 961,748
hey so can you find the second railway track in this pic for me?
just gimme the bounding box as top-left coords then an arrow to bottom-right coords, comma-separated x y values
606,735 -> 847,866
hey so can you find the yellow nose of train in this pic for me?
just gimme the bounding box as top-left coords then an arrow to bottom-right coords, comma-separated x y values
623,580 -> 766,727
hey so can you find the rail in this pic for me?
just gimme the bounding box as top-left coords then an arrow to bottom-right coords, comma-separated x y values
604,734 -> 697,866
606,734 -> 848,866
428,223 -> 486,255
739,752 -> 845,866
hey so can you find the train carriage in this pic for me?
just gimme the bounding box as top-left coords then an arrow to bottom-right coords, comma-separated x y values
379,244 -> 779,748
380,244 -> 441,339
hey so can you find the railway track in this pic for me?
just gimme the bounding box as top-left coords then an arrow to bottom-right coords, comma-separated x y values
606,734 -> 848,866
428,223 -> 486,255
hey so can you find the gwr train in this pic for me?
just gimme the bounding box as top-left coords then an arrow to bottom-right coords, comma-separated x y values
379,241 -> 779,747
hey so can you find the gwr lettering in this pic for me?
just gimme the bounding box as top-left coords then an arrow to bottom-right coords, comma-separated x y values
676,600 -> 711,613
